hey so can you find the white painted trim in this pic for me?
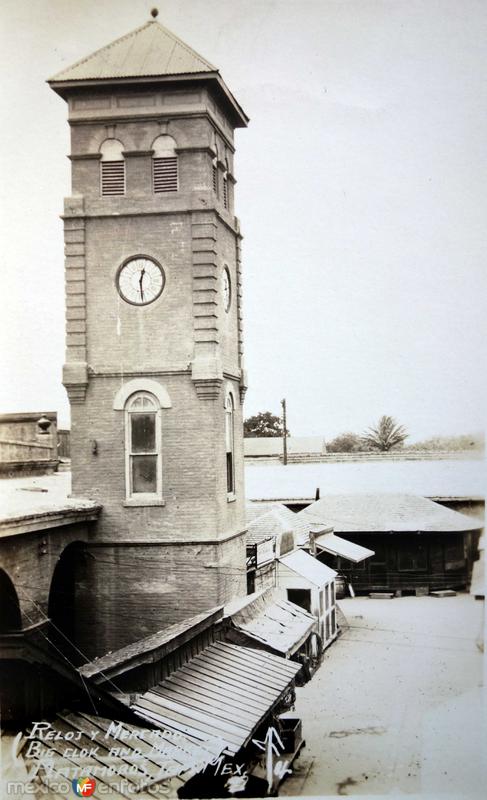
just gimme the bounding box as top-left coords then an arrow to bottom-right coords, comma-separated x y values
113,379 -> 172,410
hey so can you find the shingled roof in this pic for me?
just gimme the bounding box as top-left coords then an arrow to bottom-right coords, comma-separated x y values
49,20 -> 216,82
246,500 -> 296,525
246,508 -> 295,546
298,493 -> 482,533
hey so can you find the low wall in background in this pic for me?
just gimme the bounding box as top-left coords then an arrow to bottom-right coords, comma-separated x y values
0,412 -> 58,477
246,450 -> 483,465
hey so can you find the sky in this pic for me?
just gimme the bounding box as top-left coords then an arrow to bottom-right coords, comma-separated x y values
0,0 -> 486,440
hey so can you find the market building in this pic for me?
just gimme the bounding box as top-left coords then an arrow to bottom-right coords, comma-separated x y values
295,493 -> 482,595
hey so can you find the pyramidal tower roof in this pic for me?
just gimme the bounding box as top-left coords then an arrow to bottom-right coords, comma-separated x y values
48,16 -> 248,125
49,19 -> 216,82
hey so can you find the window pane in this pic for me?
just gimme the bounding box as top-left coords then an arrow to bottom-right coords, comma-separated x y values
131,413 -> 155,452
225,410 -> 233,451
226,452 -> 234,493
132,455 -> 157,493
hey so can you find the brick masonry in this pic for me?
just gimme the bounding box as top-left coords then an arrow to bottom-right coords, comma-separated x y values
59,81 -> 248,655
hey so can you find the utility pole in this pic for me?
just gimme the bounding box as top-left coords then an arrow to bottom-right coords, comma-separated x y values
281,398 -> 288,465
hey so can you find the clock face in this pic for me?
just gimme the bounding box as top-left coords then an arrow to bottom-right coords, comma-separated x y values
222,267 -> 231,312
116,257 -> 165,306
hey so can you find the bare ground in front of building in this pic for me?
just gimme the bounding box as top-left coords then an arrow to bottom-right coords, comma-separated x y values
281,594 -> 485,798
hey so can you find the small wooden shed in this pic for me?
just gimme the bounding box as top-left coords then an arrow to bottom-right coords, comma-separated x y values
278,549 -> 337,650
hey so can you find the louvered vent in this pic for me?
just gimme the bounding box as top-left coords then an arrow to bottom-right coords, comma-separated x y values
212,164 -> 218,193
101,161 -> 125,196
153,157 -> 178,193
223,176 -> 228,209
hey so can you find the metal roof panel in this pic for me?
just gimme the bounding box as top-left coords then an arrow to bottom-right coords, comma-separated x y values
49,21 -> 216,82
300,493 -> 482,533
314,531 -> 375,563
227,593 -> 316,656
279,549 -> 337,587
132,642 -> 299,755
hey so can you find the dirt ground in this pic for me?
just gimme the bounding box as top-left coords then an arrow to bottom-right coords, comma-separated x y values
281,594 -> 485,798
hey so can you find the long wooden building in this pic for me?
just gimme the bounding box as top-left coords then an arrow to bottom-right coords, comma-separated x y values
293,493 -> 483,596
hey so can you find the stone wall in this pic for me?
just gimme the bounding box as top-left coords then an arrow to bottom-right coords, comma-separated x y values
0,412 -> 58,476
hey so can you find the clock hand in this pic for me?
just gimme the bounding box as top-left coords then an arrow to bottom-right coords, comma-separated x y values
139,268 -> 145,301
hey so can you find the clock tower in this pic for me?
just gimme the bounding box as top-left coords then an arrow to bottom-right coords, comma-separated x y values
49,14 -> 249,659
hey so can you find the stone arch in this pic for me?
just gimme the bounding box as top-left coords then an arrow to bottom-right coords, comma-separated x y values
48,542 -> 85,665
113,378 -> 172,410
151,134 -> 177,156
0,569 -> 22,633
99,138 -> 124,160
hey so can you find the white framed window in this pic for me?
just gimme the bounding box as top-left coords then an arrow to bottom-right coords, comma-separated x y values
152,135 -> 178,193
124,392 -> 162,503
225,392 -> 235,497
100,139 -> 125,196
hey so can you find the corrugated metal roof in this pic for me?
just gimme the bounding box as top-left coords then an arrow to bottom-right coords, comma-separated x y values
279,549 -> 337,587
245,459 -> 485,501
299,493 -> 482,533
132,641 -> 299,756
314,532 -> 375,563
23,711 -> 222,796
49,20 -> 216,82
225,589 -> 316,656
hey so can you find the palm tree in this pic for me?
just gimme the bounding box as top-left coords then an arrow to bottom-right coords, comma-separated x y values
361,415 -> 408,451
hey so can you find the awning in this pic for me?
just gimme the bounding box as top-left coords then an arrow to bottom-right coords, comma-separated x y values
226,590 -> 317,656
279,549 -> 337,587
314,532 -> 375,563
132,641 -> 300,755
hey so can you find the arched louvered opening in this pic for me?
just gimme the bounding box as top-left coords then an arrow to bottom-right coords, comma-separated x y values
223,164 -> 229,209
212,156 -> 218,194
152,135 -> 178,193
100,139 -> 125,196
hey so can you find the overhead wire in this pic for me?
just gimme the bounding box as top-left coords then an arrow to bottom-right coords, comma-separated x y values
13,585 -> 127,700
7,589 -> 99,716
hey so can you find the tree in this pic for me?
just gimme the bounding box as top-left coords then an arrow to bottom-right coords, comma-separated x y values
361,415 -> 408,451
244,411 -> 288,438
326,432 -> 364,453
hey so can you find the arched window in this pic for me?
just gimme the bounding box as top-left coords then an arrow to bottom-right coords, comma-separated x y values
222,160 -> 229,209
100,139 -> 125,196
225,393 -> 235,496
152,135 -> 178,193
212,156 -> 218,194
125,392 -> 162,499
